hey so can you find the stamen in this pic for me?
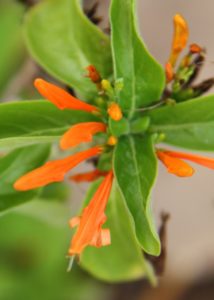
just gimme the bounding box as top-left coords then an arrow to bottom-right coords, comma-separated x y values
67,256 -> 74,272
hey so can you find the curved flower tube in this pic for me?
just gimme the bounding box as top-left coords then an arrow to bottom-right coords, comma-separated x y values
157,149 -> 214,177
34,78 -> 98,112
14,146 -> 102,191
68,171 -> 113,256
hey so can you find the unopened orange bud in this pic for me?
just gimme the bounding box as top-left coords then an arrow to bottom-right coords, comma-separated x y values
107,136 -> 118,146
164,150 -> 214,170
169,14 -> 189,66
190,43 -> 202,54
165,62 -> 174,82
107,103 -> 123,121
86,65 -> 101,83
157,150 -> 194,177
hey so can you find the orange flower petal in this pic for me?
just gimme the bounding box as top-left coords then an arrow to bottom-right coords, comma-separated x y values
60,122 -> 106,150
157,150 -> 194,177
99,229 -> 111,246
107,103 -> 123,121
70,169 -> 108,183
34,78 -> 98,113
165,62 -> 174,82
169,14 -> 189,67
68,171 -> 113,256
164,150 -> 214,170
90,228 -> 111,248
14,146 -> 102,191
69,217 -> 81,228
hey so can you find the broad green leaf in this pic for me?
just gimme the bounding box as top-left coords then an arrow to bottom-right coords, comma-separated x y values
113,135 -> 160,255
81,180 -> 156,283
39,182 -> 70,203
0,0 -> 25,95
0,100 -> 98,149
0,144 -> 50,212
0,201 -> 109,300
110,0 -> 165,118
24,0 -> 112,99
148,95 -> 214,151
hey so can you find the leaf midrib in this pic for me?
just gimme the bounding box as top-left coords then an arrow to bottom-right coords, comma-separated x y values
129,136 -> 146,212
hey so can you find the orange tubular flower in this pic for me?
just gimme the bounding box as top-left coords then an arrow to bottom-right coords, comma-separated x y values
14,146 -> 102,191
70,169 -> 108,183
60,122 -> 106,150
157,150 -> 194,177
34,78 -> 98,113
163,150 -> 214,169
68,171 -> 113,256
157,149 -> 214,177
168,14 -> 189,68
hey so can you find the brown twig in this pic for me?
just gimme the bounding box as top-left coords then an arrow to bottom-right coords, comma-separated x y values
145,212 -> 170,276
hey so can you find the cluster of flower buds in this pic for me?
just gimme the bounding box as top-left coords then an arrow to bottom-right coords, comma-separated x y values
165,14 -> 214,103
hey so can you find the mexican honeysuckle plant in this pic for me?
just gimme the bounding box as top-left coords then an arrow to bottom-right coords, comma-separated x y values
1,0 -> 214,283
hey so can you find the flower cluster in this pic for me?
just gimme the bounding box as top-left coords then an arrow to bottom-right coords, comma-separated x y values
13,14 -> 214,266
157,14 -> 214,176
165,14 -> 214,101
14,67 -> 122,260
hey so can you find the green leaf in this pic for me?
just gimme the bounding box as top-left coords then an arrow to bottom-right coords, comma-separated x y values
0,200 -> 109,300
24,0 -> 112,99
80,180 -> 156,283
0,144 -> 50,212
39,182 -> 70,203
0,0 -> 25,95
113,135 -> 160,255
148,95 -> 214,151
110,0 -> 165,118
0,100 -> 98,149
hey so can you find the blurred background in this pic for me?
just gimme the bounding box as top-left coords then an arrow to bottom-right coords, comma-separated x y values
1,0 -> 214,299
